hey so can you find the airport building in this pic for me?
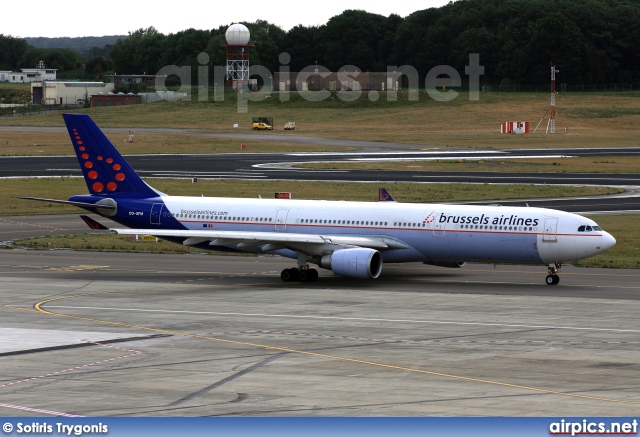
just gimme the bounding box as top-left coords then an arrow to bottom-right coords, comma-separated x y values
31,81 -> 114,105
1,61 -> 57,83
105,74 -> 162,90
91,92 -> 142,108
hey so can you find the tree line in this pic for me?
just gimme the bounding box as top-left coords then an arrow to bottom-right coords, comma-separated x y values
2,0 -> 639,86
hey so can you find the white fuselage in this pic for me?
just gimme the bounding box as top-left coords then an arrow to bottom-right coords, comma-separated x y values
154,196 -> 615,265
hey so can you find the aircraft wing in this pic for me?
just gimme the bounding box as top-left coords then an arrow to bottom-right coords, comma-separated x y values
111,228 -> 409,253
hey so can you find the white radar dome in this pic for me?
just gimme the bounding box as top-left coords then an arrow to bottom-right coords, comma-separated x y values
225,23 -> 250,45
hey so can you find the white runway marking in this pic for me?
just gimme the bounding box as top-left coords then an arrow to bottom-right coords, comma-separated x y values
286,151 -> 504,157
352,154 -> 574,162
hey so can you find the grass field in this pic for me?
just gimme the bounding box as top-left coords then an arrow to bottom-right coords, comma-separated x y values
1,91 -> 640,150
0,131 -> 352,156
299,156 -> 640,173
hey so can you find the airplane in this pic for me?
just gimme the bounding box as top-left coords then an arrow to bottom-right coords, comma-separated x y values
20,114 -> 616,285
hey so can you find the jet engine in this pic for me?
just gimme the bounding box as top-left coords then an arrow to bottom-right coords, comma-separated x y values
320,248 -> 383,279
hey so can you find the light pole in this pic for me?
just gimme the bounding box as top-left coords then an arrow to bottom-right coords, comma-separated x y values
314,61 -> 318,91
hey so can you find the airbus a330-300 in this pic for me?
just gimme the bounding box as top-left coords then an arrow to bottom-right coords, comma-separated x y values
21,114 -> 616,285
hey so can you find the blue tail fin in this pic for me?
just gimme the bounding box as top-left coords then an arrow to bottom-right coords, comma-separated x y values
63,113 -> 159,197
378,188 -> 396,202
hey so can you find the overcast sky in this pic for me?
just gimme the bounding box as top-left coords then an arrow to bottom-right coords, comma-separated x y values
5,0 -> 452,38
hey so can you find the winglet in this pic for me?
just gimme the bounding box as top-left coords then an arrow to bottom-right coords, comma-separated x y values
378,188 -> 396,202
80,215 -> 110,230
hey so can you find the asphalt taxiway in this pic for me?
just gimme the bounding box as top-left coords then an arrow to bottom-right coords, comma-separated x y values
1,248 -> 639,416
3,149 -> 640,188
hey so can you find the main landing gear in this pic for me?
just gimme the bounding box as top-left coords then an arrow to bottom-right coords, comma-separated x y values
280,267 -> 319,282
545,262 -> 561,285
281,254 -> 319,283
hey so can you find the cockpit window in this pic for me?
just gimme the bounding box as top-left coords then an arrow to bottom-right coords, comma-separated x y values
578,225 -> 601,232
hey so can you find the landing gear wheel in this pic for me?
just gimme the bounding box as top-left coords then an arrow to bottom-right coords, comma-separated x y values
281,268 -> 292,282
545,274 -> 560,285
281,268 -> 299,282
546,262 -> 561,286
309,268 -> 318,282
299,268 -> 319,283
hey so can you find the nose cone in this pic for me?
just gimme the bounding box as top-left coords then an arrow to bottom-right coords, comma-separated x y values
601,231 -> 616,252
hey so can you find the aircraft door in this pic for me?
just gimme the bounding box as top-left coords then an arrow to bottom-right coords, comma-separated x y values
151,203 -> 163,225
433,213 -> 448,237
542,218 -> 558,242
275,209 -> 289,231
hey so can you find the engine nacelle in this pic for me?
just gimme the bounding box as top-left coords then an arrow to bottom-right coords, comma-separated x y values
423,261 -> 467,268
321,248 -> 383,279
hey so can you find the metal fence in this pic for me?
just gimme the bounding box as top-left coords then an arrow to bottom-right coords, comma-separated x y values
0,103 -> 84,118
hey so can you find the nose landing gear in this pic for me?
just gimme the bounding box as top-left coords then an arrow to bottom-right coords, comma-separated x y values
545,262 -> 561,285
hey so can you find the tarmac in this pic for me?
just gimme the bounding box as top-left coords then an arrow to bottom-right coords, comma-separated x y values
1,249 -> 639,416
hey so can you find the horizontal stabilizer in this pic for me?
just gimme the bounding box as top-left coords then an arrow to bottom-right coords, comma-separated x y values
17,197 -> 117,210
80,215 -> 110,230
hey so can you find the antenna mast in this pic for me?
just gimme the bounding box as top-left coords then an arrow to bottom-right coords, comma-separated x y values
534,64 -> 560,134
548,64 -> 559,133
